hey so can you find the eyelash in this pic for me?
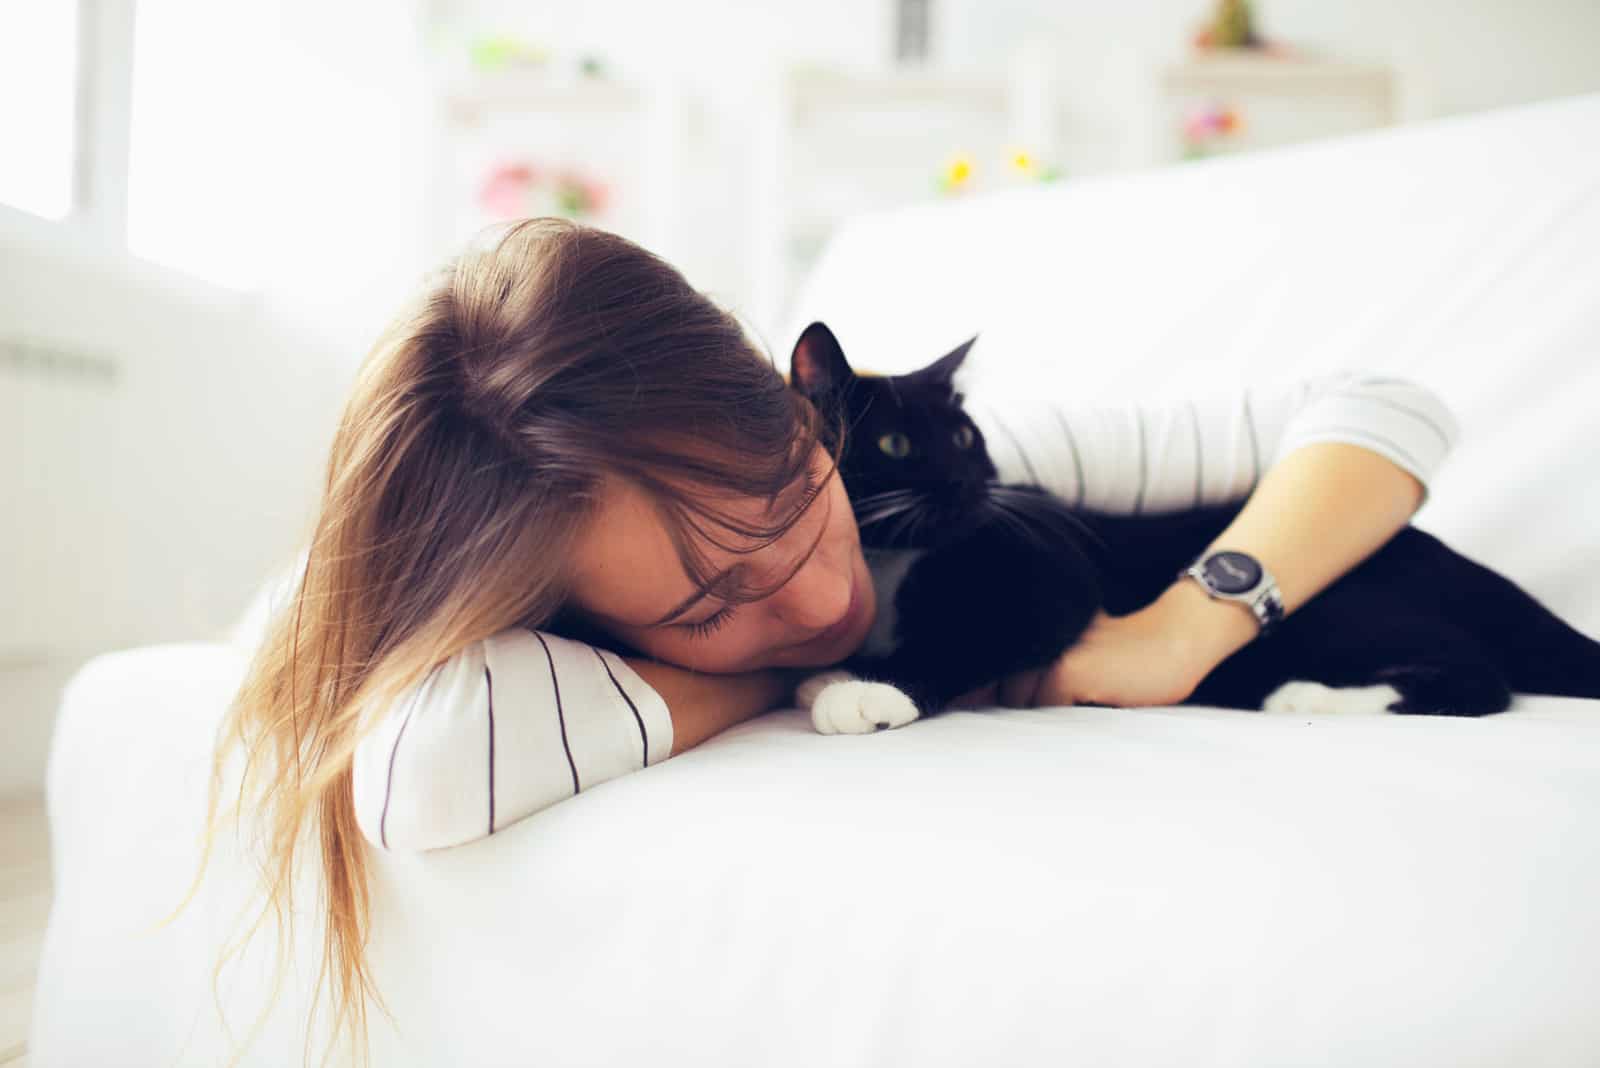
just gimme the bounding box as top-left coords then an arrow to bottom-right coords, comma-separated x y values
681,465 -> 825,640
683,605 -> 736,639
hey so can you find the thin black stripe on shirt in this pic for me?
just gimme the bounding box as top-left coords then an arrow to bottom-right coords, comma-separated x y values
1132,408 -> 1147,515
379,683 -> 428,851
533,631 -> 582,796
1242,390 -> 1261,484
985,410 -> 1042,485
1331,389 -> 1453,449
484,663 -> 497,836
1187,401 -> 1204,508
1049,410 -> 1087,507
594,647 -> 650,766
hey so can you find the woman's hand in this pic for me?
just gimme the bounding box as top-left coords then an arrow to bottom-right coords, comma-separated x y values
1002,606 -> 1214,708
953,580 -> 1259,710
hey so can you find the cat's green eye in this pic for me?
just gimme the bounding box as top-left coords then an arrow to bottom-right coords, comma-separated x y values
953,425 -> 975,450
878,432 -> 913,459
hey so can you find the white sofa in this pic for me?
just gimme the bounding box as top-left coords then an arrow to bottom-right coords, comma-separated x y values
34,94 -> 1600,1066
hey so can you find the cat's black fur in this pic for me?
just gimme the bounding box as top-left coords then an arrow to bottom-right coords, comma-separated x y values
790,321 -> 1600,716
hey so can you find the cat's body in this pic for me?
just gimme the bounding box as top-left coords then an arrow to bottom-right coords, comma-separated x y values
786,322 -> 1600,732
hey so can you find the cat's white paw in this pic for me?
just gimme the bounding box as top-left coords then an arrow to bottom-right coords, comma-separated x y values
796,671 -> 920,735
1261,680 -> 1402,716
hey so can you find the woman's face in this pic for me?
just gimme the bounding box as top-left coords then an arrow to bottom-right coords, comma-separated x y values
567,447 -> 876,673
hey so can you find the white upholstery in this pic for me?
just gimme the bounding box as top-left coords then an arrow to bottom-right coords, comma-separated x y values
35,93 -> 1600,1066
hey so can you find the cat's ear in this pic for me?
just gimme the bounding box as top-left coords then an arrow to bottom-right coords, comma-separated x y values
789,321 -> 855,398
905,334 -> 978,390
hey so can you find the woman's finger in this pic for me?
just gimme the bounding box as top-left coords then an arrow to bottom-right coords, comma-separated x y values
950,681 -> 999,709
999,669 -> 1043,708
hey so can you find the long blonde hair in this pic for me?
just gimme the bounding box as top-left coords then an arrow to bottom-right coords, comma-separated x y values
187,218 -> 834,1065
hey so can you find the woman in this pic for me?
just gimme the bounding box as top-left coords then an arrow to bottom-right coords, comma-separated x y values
209,217 -> 1456,1061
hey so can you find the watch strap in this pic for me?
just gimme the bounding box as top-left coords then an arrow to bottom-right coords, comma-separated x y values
1183,553 -> 1284,638
1247,579 -> 1285,636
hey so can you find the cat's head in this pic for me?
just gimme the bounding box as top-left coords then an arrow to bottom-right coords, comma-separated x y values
790,321 -> 998,548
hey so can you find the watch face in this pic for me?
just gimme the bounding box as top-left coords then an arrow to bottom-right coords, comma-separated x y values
1203,551 -> 1261,595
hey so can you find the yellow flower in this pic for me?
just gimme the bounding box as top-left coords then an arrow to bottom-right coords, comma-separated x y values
945,153 -> 974,187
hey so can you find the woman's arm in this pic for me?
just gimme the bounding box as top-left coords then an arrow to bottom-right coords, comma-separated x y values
1166,439 -> 1424,668
1006,441 -> 1425,708
627,658 -> 794,755
961,370 -> 1461,708
965,371 -> 1457,514
350,628 -> 796,852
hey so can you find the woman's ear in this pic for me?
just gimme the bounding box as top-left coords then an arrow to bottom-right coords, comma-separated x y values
789,322 -> 855,398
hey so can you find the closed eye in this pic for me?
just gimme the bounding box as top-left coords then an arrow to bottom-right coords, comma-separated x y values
682,604 -> 736,639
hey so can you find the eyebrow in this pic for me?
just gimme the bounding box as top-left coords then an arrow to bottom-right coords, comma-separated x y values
644,472 -> 829,628
647,564 -> 749,627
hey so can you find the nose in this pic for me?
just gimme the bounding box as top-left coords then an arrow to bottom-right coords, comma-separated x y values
768,549 -> 852,632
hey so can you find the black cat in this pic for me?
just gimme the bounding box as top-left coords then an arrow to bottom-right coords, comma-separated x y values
787,321 -> 1600,732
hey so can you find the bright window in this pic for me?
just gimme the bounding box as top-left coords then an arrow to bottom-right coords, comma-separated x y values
0,3 -> 81,220
126,0 -> 273,289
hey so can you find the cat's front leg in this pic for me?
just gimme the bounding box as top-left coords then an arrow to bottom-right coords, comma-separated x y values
795,670 -> 921,735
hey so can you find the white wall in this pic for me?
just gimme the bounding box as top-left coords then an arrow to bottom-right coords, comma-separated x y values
946,0 -> 1600,164
0,0 -> 432,796
433,0 -> 1600,316
0,213 -> 355,794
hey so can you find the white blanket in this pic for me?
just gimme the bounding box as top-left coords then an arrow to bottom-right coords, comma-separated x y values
34,92 -> 1600,1066
36,644 -> 1600,1066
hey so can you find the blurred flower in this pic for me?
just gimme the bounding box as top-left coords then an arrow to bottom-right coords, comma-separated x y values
552,168 -> 608,217
469,34 -> 549,72
478,159 -> 609,220
478,160 -> 538,217
1182,103 -> 1244,158
937,152 -> 975,194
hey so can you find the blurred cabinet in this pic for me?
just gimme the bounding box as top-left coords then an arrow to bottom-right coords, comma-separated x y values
426,59 -> 1088,341
749,60 -> 1061,338
426,71 -> 688,268
1161,53 -> 1396,162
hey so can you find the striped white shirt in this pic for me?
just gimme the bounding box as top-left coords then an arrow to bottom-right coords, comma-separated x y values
348,371 -> 1459,851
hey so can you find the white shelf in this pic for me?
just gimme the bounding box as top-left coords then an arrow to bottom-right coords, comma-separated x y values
1163,52 -> 1395,96
786,68 -> 1010,115
1159,51 -> 1398,163
439,72 -> 645,122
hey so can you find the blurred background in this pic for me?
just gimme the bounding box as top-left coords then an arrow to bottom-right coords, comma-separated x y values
4,0 -> 1600,798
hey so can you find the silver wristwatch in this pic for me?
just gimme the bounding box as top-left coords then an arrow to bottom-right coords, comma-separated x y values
1182,550 -> 1285,637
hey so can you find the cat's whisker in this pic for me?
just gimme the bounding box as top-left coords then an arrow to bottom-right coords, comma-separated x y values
884,508 -> 919,547
855,501 -> 917,526
888,496 -> 937,548
979,497 -> 1042,549
857,506 -> 919,537
852,488 -> 920,526
987,485 -> 1108,554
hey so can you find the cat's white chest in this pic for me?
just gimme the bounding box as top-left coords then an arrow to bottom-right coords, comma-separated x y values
862,547 -> 923,658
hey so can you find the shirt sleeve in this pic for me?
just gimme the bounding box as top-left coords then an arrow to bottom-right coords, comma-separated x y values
963,372 -> 1459,514
350,628 -> 674,852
